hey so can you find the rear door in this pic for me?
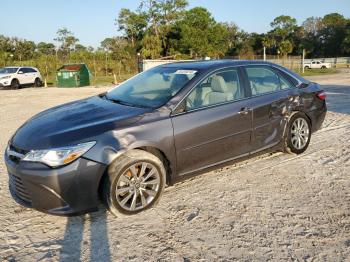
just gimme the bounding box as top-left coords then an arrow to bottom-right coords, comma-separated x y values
243,65 -> 296,153
26,68 -> 38,83
171,67 -> 252,175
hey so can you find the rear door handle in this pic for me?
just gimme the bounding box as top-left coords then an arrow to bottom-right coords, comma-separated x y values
238,107 -> 252,115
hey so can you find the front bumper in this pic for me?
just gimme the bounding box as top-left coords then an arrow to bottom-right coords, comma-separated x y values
0,80 -> 11,87
5,152 -> 107,216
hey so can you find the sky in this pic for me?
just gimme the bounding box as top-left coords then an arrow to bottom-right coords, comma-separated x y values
1,0 -> 350,48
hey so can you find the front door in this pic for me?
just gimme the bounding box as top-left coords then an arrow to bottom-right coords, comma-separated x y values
171,68 -> 252,175
16,68 -> 29,84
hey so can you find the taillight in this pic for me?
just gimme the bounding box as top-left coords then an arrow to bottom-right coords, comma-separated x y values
316,91 -> 326,100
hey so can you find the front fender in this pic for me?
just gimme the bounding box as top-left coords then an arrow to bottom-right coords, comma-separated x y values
83,117 -> 177,175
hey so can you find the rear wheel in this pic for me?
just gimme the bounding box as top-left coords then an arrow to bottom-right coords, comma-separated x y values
10,79 -> 20,89
34,78 -> 42,87
304,66 -> 310,70
285,113 -> 311,154
321,66 -> 326,69
102,150 -> 166,217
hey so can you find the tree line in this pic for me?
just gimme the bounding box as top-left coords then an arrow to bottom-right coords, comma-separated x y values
0,0 -> 349,79
115,0 -> 350,59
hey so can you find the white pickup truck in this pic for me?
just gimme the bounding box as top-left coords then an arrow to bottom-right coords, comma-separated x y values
304,60 -> 332,69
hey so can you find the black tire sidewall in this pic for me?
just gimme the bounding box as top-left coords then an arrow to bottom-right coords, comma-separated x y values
286,113 -> 311,154
104,150 -> 166,216
34,78 -> 41,87
11,79 -> 19,89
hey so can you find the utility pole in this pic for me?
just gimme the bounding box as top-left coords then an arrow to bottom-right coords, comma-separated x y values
302,49 -> 306,74
137,53 -> 142,73
105,51 -> 108,77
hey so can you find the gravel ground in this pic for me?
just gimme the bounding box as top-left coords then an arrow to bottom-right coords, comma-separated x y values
0,71 -> 350,261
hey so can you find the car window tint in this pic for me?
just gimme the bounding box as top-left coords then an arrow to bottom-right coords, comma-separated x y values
28,68 -> 37,73
246,67 -> 280,95
186,69 -> 243,110
280,75 -> 294,89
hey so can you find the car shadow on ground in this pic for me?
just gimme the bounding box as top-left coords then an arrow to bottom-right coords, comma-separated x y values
322,85 -> 350,115
59,208 -> 111,262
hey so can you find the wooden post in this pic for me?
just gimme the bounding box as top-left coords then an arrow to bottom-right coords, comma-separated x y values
263,46 -> 266,61
302,49 -> 305,74
113,73 -> 117,85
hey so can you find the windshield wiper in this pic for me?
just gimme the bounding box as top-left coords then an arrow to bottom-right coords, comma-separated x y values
103,94 -> 151,109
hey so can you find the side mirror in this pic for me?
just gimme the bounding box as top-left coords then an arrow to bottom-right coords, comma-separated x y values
18,71 -> 24,74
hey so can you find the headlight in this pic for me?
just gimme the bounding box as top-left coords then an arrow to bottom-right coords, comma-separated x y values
0,76 -> 11,80
22,141 -> 96,167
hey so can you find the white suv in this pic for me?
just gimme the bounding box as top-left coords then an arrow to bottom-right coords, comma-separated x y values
0,67 -> 42,89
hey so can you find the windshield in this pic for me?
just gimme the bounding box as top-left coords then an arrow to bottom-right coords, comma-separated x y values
0,67 -> 18,74
106,67 -> 198,108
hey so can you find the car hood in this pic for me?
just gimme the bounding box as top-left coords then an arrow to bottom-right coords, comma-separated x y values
11,95 -> 152,150
0,73 -> 12,78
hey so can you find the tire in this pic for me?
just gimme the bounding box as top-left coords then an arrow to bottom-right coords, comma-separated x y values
102,149 -> 166,217
304,66 -> 310,70
10,79 -> 20,89
285,113 -> 311,154
34,78 -> 42,87
321,66 -> 326,69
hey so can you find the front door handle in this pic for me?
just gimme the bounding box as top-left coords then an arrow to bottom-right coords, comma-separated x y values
238,107 -> 252,115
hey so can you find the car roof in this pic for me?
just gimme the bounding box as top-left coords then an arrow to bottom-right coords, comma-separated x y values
4,66 -> 36,68
161,59 -> 274,70
161,59 -> 308,84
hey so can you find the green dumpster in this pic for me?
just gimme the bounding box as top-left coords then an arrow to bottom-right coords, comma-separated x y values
57,64 -> 91,87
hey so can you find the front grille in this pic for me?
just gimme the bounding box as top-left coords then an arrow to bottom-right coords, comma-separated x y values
9,174 -> 32,206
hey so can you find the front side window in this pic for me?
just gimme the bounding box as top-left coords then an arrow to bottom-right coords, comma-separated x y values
19,68 -> 28,73
106,67 -> 197,108
186,69 -> 244,111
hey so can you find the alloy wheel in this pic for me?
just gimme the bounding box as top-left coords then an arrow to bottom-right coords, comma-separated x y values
115,162 -> 160,212
291,117 -> 309,150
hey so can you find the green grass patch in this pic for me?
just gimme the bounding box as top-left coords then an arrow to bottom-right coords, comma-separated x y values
297,68 -> 338,76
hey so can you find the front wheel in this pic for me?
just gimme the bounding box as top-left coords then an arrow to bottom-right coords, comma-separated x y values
285,113 -> 311,154
102,150 -> 166,217
10,79 -> 20,89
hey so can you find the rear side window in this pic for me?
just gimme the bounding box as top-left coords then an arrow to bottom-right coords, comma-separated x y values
279,75 -> 294,89
246,67 -> 280,95
186,69 -> 244,110
28,68 -> 37,73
